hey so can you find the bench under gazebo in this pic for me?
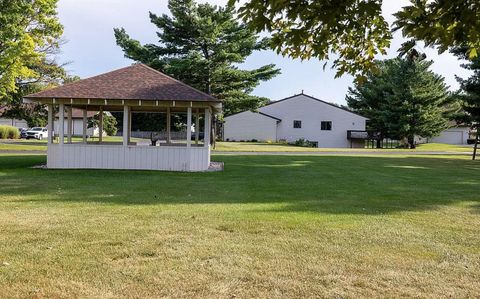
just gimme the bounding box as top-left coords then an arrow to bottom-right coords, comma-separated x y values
23,63 -> 222,171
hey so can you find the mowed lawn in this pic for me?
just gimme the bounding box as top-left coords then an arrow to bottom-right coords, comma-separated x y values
215,141 -> 475,153
0,154 -> 479,298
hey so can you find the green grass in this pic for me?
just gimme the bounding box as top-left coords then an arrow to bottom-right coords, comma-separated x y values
214,141 -> 474,152
0,136 -> 148,152
0,154 -> 479,297
0,139 -> 474,154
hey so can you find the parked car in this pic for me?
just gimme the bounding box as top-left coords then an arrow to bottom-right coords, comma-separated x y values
18,128 -> 28,139
25,127 -> 48,140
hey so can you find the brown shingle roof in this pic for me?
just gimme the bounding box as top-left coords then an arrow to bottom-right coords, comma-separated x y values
55,108 -> 97,119
24,63 -> 219,102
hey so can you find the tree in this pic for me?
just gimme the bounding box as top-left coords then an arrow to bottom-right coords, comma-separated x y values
0,0 -> 63,98
229,0 -> 480,80
88,113 -> 118,136
452,47 -> 480,160
1,53 -> 73,127
346,54 -> 452,148
114,0 -> 280,116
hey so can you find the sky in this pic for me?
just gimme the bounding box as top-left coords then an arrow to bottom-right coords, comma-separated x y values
56,0 -> 472,106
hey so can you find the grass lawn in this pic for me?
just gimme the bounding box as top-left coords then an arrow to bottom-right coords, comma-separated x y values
0,154 -> 479,297
0,139 -> 474,154
214,141 -> 474,153
0,136 -> 146,152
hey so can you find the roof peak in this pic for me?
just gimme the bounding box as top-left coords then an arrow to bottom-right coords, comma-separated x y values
266,93 -> 368,119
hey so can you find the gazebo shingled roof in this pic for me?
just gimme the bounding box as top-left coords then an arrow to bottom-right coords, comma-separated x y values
24,63 -> 219,102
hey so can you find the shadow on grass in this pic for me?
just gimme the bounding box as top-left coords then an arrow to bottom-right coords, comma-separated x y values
0,154 -> 479,215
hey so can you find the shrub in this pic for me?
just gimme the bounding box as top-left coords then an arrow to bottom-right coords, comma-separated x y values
291,138 -> 317,148
0,125 -> 20,139
250,139 -> 258,142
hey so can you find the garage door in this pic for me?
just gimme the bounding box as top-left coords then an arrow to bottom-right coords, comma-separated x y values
431,131 -> 464,144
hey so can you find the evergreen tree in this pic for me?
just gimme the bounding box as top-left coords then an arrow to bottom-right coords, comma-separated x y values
347,55 -> 452,149
452,47 -> 480,159
114,0 -> 280,116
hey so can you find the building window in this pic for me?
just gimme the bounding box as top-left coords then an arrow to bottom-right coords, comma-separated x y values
321,121 -> 332,131
293,120 -> 302,129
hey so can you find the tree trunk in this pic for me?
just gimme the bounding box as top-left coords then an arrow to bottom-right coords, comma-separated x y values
408,136 -> 416,149
473,133 -> 479,161
376,138 -> 382,149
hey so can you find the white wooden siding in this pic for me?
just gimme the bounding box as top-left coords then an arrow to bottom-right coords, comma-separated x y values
430,127 -> 470,145
47,144 -> 210,171
0,118 -> 28,128
224,111 -> 278,141
259,95 -> 367,148
54,119 -> 97,136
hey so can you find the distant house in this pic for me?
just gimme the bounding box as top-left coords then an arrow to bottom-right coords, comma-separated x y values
224,93 -> 369,148
430,125 -> 472,145
0,106 -> 28,128
54,108 -> 105,137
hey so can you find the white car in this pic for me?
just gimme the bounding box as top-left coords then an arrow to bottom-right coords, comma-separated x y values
25,127 -> 48,140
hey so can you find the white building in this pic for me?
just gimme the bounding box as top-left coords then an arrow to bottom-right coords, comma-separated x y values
0,106 -> 28,128
54,108 -> 108,137
430,126 -> 472,145
224,93 -> 368,148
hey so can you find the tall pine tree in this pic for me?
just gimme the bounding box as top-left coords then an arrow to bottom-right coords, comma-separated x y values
347,54 -> 452,148
114,0 -> 280,116
452,47 -> 480,159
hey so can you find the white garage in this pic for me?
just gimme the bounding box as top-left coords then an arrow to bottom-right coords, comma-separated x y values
431,127 -> 470,145
224,110 -> 279,142
223,93 -> 368,148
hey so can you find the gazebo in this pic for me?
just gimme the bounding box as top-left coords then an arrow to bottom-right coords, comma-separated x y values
23,63 -> 222,171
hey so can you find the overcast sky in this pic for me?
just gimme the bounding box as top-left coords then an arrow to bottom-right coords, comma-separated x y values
57,0 -> 472,105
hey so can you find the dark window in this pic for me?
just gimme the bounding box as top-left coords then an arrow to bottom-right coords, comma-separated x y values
321,121 -> 332,131
293,120 -> 302,129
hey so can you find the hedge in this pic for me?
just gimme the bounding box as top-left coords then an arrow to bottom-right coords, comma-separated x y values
0,125 -> 20,139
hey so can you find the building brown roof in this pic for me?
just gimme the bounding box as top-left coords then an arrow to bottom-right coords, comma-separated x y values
55,108 -> 97,119
24,63 -> 219,102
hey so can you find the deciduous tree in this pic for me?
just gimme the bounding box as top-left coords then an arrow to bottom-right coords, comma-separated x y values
230,0 -> 480,81
0,0 -> 63,98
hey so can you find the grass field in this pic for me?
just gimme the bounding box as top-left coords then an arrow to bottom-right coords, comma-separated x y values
0,154 -> 479,297
0,136 -> 143,152
215,141 -> 475,152
0,139 -> 475,153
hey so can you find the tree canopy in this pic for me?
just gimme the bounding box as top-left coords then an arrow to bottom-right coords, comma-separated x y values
230,0 -> 480,81
114,0 -> 280,116
452,47 -> 480,159
346,54 -> 452,148
0,0 -> 63,99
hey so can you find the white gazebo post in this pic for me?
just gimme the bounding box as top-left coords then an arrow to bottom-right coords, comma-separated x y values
123,105 -> 129,146
195,108 -> 200,145
47,104 -> 53,145
128,107 -> 132,142
82,109 -> 88,143
98,106 -> 103,143
67,106 -> 72,143
59,103 -> 65,145
166,107 -> 171,144
204,108 -> 211,147
187,107 -> 192,148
